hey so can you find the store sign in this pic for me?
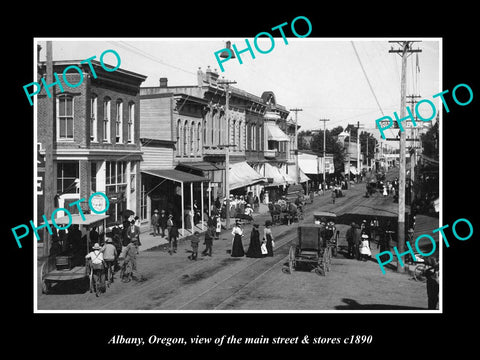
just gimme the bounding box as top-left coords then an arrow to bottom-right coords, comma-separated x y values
90,193 -> 108,213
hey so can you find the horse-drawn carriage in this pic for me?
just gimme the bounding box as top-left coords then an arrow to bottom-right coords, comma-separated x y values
268,198 -> 304,225
284,225 -> 332,276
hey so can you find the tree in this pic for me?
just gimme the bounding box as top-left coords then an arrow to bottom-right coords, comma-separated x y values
420,121 -> 439,160
360,131 -> 377,163
301,126 -> 345,176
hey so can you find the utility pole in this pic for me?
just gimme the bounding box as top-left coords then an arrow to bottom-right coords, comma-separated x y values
218,78 -> 237,230
389,41 -> 422,272
43,41 -> 54,257
319,119 -> 330,190
289,108 -> 303,184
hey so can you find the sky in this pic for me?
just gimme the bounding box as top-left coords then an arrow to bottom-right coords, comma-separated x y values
36,38 -> 440,145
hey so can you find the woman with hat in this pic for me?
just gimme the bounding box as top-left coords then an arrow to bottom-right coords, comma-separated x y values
231,220 -> 245,257
246,223 -> 262,258
85,243 -> 106,295
263,220 -> 274,257
359,229 -> 372,261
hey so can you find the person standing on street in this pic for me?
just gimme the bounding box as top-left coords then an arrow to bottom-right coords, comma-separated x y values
202,225 -> 215,257
189,232 -> 200,260
246,223 -> 262,258
331,188 -> 336,204
85,243 -> 106,295
346,222 -> 355,259
231,220 -> 245,257
159,209 -> 168,238
352,223 -> 362,261
263,220 -> 274,257
121,239 -> 139,282
101,237 -> 118,285
167,215 -> 178,255
151,209 -> 160,237
127,220 -> 140,246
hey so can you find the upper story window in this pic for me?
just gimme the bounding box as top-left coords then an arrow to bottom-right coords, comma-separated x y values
128,102 -> 135,143
90,95 -> 97,142
176,119 -> 182,157
57,95 -> 74,141
103,97 -> 111,142
116,100 -> 123,143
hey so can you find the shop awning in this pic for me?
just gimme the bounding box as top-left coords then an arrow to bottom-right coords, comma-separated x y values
299,169 -> 310,183
229,162 -> 266,190
141,169 -> 209,183
265,122 -> 290,142
264,163 -> 287,186
279,167 -> 296,185
299,157 -> 318,174
177,161 -> 225,171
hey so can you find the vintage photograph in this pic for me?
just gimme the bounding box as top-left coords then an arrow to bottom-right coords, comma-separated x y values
34,38 -> 441,312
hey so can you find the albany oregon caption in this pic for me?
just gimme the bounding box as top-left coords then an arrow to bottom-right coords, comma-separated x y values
33,35 -> 444,312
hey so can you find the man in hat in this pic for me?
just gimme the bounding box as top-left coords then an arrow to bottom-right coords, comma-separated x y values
101,237 -> 118,285
202,224 -> 215,257
159,209 -> 168,238
85,243 -> 106,295
151,209 -> 160,237
121,238 -> 139,282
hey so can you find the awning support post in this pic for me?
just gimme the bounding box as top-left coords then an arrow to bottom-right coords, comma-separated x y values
190,182 -> 194,234
201,181 -> 205,231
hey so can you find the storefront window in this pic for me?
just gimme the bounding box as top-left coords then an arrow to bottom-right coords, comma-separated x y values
105,160 -> 128,225
57,161 -> 79,194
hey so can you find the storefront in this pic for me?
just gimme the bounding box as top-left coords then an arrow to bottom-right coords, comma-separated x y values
141,169 -> 210,235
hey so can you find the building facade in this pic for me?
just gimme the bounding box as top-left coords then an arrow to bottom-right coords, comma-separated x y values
37,58 -> 147,230
139,66 -> 299,216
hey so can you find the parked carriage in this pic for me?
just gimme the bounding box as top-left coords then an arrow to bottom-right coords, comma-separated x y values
40,214 -> 109,295
284,225 -> 332,276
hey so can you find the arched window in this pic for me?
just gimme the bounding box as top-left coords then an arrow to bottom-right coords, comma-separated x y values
239,120 -> 243,151
128,102 -> 135,143
190,121 -> 195,157
103,97 -> 111,142
203,119 -> 207,146
211,112 -> 216,145
115,99 -> 123,143
176,119 -> 182,157
232,120 -> 236,151
184,120 -> 189,156
90,94 -> 97,141
197,122 -> 201,155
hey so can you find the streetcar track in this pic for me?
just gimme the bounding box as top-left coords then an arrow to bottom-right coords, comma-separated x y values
101,189 -> 365,310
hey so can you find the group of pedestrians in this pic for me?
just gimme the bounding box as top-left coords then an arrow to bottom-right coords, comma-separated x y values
230,220 -> 275,258
85,234 -> 140,296
150,209 -> 180,255
345,220 -> 372,261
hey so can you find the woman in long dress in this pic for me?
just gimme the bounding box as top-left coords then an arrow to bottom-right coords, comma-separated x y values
263,220 -> 274,257
231,221 -> 245,257
246,223 -> 262,258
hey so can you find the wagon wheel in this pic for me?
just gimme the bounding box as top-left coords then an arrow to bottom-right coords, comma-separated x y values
315,261 -> 326,276
288,245 -> 296,274
42,279 -> 51,294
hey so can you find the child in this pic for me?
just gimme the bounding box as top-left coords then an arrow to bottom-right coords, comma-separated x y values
189,232 -> 200,260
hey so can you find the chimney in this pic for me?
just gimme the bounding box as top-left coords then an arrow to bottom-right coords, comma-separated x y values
197,67 -> 205,87
205,66 -> 219,85
159,77 -> 168,88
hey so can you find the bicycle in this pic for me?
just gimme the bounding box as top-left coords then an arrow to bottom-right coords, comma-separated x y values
413,262 -> 434,282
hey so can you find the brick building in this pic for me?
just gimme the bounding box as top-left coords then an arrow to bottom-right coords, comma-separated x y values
139,66 -> 301,217
37,57 -> 147,230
